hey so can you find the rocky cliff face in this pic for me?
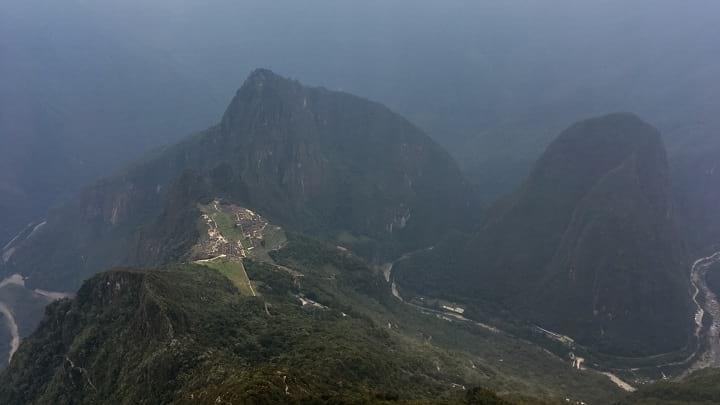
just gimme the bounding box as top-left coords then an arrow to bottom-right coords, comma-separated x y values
215,69 -> 475,246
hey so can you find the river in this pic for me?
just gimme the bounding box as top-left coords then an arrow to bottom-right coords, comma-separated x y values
0,303 -> 19,364
685,251 -> 720,374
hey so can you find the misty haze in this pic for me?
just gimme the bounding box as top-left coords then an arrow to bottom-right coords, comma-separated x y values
1,1 -> 720,404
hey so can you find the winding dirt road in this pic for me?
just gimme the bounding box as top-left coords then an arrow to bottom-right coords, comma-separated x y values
0,302 -> 19,364
383,249 -> 636,392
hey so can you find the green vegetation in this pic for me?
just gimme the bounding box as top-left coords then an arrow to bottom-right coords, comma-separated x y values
200,257 -> 255,296
620,369 -> 720,405
0,265 -> 494,404
0,236 -> 620,404
266,234 -> 621,404
262,225 -> 287,251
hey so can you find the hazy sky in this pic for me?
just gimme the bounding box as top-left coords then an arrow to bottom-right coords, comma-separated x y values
1,0 -> 719,239
4,0 -> 719,147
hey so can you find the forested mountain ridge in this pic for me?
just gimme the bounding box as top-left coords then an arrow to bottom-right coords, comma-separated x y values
1,69 -> 476,292
0,234 -> 617,404
395,113 -> 691,356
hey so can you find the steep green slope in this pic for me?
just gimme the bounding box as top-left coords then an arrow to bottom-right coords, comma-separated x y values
395,113 -> 690,356
0,235 -> 621,404
619,369 -> 720,405
535,138 -> 689,355
1,69 -> 475,292
1,266 -> 447,404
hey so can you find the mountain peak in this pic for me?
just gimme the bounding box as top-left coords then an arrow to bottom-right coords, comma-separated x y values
243,68 -> 295,88
5,71 -> 474,292
221,69 -> 304,130
528,112 -> 667,211
246,67 -> 276,80
554,112 -> 660,146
